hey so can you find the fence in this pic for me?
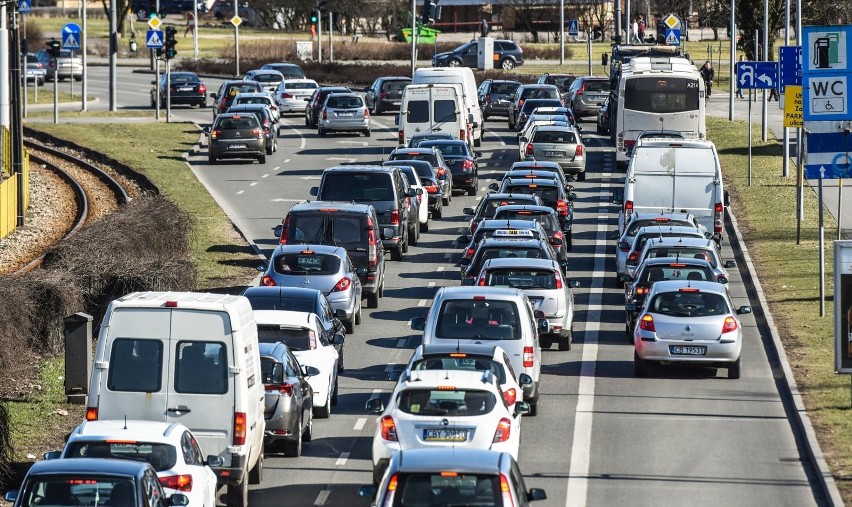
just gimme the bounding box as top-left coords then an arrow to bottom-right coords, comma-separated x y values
0,126 -> 30,240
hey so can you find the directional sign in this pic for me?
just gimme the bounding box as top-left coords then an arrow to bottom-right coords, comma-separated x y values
803,25 -> 852,120
665,29 -> 680,46
804,121 -> 852,178
61,23 -> 81,50
147,15 -> 162,30
17,0 -> 32,14
736,61 -> 778,89
146,30 -> 164,48
779,45 -> 802,93
567,19 -> 579,37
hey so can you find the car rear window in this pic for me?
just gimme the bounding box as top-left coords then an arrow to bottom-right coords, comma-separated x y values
65,441 -> 178,472
407,100 -> 429,123
396,388 -> 497,416
634,231 -> 702,253
257,324 -> 315,351
227,83 -> 261,96
247,296 -> 315,313
480,197 -> 536,217
107,338 -> 163,392
175,341 -> 228,395
626,218 -> 693,236
268,65 -> 304,78
274,252 -> 341,275
411,355 -> 507,384
434,100 -> 457,123
647,247 -> 717,267
390,473 -> 500,506
286,81 -> 317,90
320,173 -> 394,201
326,95 -> 363,108
436,299 -> 520,340
217,116 -> 259,129
521,99 -> 563,114
252,73 -> 281,83
484,268 -> 557,289
504,184 -> 559,205
522,87 -> 559,100
476,247 -> 547,264
19,478 -> 138,507
234,96 -> 271,106
649,290 -> 729,317
532,130 -> 576,143
382,80 -> 409,93
546,76 -> 575,89
391,152 -> 439,167
491,82 -> 519,95
331,216 -> 366,244
638,264 -> 715,283
495,211 -> 556,232
583,80 -> 609,92
426,143 -> 468,157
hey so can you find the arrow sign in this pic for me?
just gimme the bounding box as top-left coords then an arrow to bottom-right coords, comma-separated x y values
757,73 -> 773,85
17,0 -> 32,14
62,23 -> 81,50
739,64 -> 754,86
736,61 -> 777,89
146,30 -> 164,48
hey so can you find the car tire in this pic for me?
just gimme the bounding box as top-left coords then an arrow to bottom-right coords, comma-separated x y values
728,357 -> 742,379
626,324 -> 634,343
344,318 -> 355,334
302,414 -> 313,442
539,337 -> 552,350
136,8 -> 148,19
616,276 -> 624,289
208,153 -> 216,165
448,58 -> 462,67
391,246 -> 404,261
566,232 -> 573,251
483,114 -> 489,122
355,305 -> 362,325
373,466 -> 385,486
364,129 -> 371,137
528,398 -> 538,416
474,136 -> 481,147
313,392 -> 331,419
225,478 -> 248,507
283,422 -> 302,457
248,451 -> 263,484
373,104 -> 382,115
331,375 -> 339,405
442,196 -> 450,206
433,205 -> 443,219
634,351 -> 649,377
578,171 -> 586,182
409,225 -> 418,246
378,283 -> 385,298
258,154 -> 267,164
266,144 -> 273,155
421,220 -> 429,232
318,127 -> 326,137
305,117 -> 311,127
501,58 -> 515,70
366,292 -> 379,309
467,185 -> 477,196
558,333 -> 572,351
508,119 -> 514,129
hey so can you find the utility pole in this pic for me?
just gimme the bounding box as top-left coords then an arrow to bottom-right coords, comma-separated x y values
233,0 -> 240,75
410,0 -> 415,78
728,0 -> 735,121
782,0 -> 790,177
317,9 -> 322,62
11,8 -> 24,226
81,0 -> 87,111
559,0 -> 564,65
614,0 -> 622,43
328,11 -> 333,63
761,0 -> 768,141
109,0 -> 116,111
1,5 -> 10,129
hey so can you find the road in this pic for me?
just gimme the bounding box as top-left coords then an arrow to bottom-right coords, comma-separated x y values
44,66 -> 823,506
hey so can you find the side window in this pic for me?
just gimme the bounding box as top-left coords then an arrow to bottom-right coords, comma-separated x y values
148,469 -> 166,507
510,461 -> 528,506
502,353 -> 517,380
174,341 -> 228,395
189,434 -> 206,464
285,353 -> 300,377
316,319 -> 330,346
181,431 -> 201,466
107,339 -> 163,393
321,297 -> 333,322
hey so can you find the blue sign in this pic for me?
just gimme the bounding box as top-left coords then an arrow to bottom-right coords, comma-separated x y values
664,29 -> 680,46
736,61 -> 778,89
802,25 -> 852,120
567,19 -> 579,37
17,0 -> 31,14
805,131 -> 852,179
61,23 -> 81,50
779,45 -> 802,93
146,30 -> 164,48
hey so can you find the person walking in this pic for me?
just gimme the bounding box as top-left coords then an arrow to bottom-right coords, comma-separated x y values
638,16 -> 646,42
184,10 -> 195,37
736,55 -> 745,98
700,60 -> 714,99
631,18 -> 641,43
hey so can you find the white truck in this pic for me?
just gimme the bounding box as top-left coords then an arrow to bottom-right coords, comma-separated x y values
397,83 -> 470,147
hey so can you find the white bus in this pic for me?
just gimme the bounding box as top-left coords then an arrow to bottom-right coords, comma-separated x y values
610,56 -> 706,169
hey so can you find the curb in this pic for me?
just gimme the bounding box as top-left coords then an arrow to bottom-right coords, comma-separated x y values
727,209 -> 844,506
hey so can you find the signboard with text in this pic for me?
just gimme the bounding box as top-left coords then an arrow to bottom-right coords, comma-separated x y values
784,85 -> 803,127
803,25 -> 852,120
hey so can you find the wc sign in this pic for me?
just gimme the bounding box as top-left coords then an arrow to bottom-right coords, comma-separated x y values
803,25 -> 852,120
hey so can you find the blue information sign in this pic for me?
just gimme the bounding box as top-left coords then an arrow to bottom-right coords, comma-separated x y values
664,29 -> 680,46
146,30 -> 164,48
802,25 -> 852,121
567,19 -> 579,37
61,23 -> 81,50
18,0 -> 31,14
779,45 -> 802,93
736,61 -> 778,89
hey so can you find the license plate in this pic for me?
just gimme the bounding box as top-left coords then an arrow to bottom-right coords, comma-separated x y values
528,297 -> 544,308
392,101 -> 401,105
457,358 -> 477,366
228,144 -> 247,149
545,151 -> 565,157
179,87 -> 193,92
338,112 -> 354,117
669,345 -> 707,355
423,428 -> 467,442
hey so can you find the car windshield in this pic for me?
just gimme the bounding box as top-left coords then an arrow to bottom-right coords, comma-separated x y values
286,82 -> 318,90
391,153 -> 439,167
626,218 -> 693,236
475,247 -> 546,266
273,252 -> 340,275
484,268 -> 557,289
532,130 -> 576,143
649,290 -> 729,317
647,247 -> 717,267
18,477 -> 138,507
257,324 -> 315,351
638,264 -> 715,284
247,296 -> 315,313
321,173 -> 394,202
436,299 -> 520,340
391,473 -> 501,507
411,356 -> 507,384
326,96 -> 363,109
396,388 -> 496,416
252,74 -> 281,82
491,82 -> 520,95
64,441 -> 178,472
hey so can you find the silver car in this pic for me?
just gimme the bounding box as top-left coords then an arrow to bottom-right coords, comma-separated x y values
619,225 -> 709,282
524,125 -> 586,180
638,237 -> 735,282
629,280 -> 751,378
231,91 -> 281,122
260,244 -> 364,331
259,342 -> 315,457
477,258 -> 578,351
243,69 -> 284,93
318,92 -> 371,137
36,48 -> 82,81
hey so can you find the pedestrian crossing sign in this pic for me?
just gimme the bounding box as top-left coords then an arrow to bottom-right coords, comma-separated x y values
665,29 -> 680,46
146,30 -> 164,48
62,32 -> 80,50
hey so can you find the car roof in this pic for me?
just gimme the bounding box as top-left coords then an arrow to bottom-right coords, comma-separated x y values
378,76 -> 412,81
384,160 -> 434,170
437,286 -> 526,299
394,448 -> 505,474
289,200 -> 375,214
634,139 -> 716,149
510,161 -> 561,170
393,147 -> 439,154
483,193 -> 540,201
420,140 -> 468,147
323,164 -> 392,174
646,237 -> 716,247
629,212 -> 695,221
266,62 -> 301,68
488,79 -> 521,84
283,78 -> 317,84
249,69 -> 283,75
223,80 -> 259,86
253,309 -> 319,328
534,125 -> 578,133
326,92 -> 361,98
649,280 -> 728,294
69,420 -> 185,442
481,257 -> 559,270
234,92 -> 271,98
476,238 -> 548,248
26,457 -> 150,476
478,219 -> 541,230
418,343 -> 500,358
521,84 -> 559,89
503,178 -> 561,187
318,86 -> 351,91
494,204 -> 556,214
400,369 -> 497,389
243,286 -> 321,299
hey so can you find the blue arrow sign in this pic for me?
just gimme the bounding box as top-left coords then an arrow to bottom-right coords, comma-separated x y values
146,30 -> 164,48
17,0 -> 32,14
805,131 -> 852,178
779,46 -> 802,93
664,29 -> 680,46
736,61 -> 777,89
61,23 -> 81,50
567,19 -> 579,36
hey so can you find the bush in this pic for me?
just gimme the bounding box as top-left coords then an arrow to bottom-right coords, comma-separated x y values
0,402 -> 11,490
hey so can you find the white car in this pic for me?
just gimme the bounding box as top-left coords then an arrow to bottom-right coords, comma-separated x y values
56,420 -> 219,507
399,169 -> 430,230
254,310 -> 340,418
366,369 -> 529,485
231,91 -> 281,122
275,78 -> 318,113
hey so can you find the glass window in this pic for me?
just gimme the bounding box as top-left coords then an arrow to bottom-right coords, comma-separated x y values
532,130 -> 576,143
484,268 -> 557,289
391,473 -> 499,506
273,253 -> 341,275
286,81 -> 317,90
433,100 -> 457,123
174,341 -> 227,395
626,218 -> 692,236
326,95 -> 363,109
491,82 -> 519,95
382,80 -> 409,93
286,353 -> 301,377
180,432 -> 200,466
639,264 -> 715,283
332,216 -> 366,244
522,88 -> 559,100
647,247 -> 717,267
189,435 -> 205,466
411,355 -> 506,384
19,477 -> 139,507
246,296 -> 315,313
583,79 -> 609,92
407,100 -> 430,123
252,73 -> 281,83
624,77 -> 700,113
521,99 -> 562,114
320,173 -> 394,202
649,290 -> 729,317
257,325 -> 315,351
64,441 -> 178,471
107,339 -> 163,393
436,299 -> 520,340
505,185 -> 559,205
396,388 -> 496,416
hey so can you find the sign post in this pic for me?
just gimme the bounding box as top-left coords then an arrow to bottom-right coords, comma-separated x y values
780,45 -> 803,179
146,29 -> 163,120
737,60 -> 779,184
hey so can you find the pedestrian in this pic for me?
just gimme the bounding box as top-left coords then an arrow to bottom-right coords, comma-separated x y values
769,86 -> 780,101
638,16 -> 646,42
700,60 -> 714,98
736,55 -> 745,98
631,18 -> 640,43
184,10 -> 195,37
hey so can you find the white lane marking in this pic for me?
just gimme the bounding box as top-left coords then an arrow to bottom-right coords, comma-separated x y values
418,299 -> 428,306
281,123 -> 306,151
236,190 -> 244,195
396,338 -> 408,348
283,159 -> 291,164
300,176 -> 322,180
373,388 -> 382,395
313,490 -> 330,506
565,189 -> 611,507
271,198 -> 304,203
249,182 -> 258,187
262,173 -> 270,178
354,417 -> 367,431
476,196 -> 483,201
339,141 -> 368,146
335,452 -> 351,466
325,157 -> 357,162
437,267 -> 445,272
427,282 -> 436,288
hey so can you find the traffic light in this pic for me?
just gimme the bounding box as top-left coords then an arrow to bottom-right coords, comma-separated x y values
164,26 -> 177,60
46,39 -> 60,58
310,14 -> 318,23
317,0 -> 328,13
420,0 -> 434,24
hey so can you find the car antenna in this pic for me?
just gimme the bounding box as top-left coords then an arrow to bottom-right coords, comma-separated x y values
456,339 -> 461,352
124,415 -> 127,430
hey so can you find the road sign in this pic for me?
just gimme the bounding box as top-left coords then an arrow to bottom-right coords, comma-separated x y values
736,61 -> 778,89
665,29 -> 680,46
17,0 -> 32,14
804,75 -> 848,120
231,15 -> 242,27
662,13 -> 681,30
147,15 -> 162,30
779,45 -> 802,93
567,19 -> 579,37
61,23 -> 81,50
803,25 -> 852,120
146,30 -> 164,48
784,85 -> 803,127
804,121 -> 852,178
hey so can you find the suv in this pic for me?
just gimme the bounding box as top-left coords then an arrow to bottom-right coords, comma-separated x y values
478,79 -> 522,120
210,80 -> 263,118
432,39 -> 524,69
537,73 -> 577,96
275,201 -> 386,308
384,159 -> 445,220
131,0 -> 203,19
387,147 -> 453,206
419,140 -> 480,196
507,84 -> 561,128
310,166 -> 417,261
204,112 -> 266,164
260,62 -> 306,79
460,235 -> 560,285
462,192 -> 544,235
565,76 -> 609,117
365,76 -> 411,115
305,86 -> 351,128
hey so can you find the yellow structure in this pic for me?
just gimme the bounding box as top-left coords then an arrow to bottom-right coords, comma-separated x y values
0,126 -> 30,240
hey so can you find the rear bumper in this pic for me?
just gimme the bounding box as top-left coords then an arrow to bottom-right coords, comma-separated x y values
320,118 -> 370,131
377,99 -> 402,111
451,173 -> 476,189
209,142 -> 265,159
279,99 -> 310,112
212,454 -> 247,486
358,270 -> 381,294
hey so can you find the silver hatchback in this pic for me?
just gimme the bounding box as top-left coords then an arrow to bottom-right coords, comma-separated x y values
260,342 -> 315,457
525,125 -> 586,180
318,93 -> 371,137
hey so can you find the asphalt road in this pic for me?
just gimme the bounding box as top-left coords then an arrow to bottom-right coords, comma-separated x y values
58,66 -> 822,506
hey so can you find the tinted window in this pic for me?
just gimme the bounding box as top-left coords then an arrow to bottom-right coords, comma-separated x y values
175,341 -> 227,394
108,339 -> 162,392
391,152 -> 439,167
396,388 -> 496,416
252,73 -> 281,83
247,296 -> 315,313
321,173 -> 394,202
407,100 -> 429,123
546,76 -> 575,89
626,218 -> 693,236
267,65 -> 304,78
426,143 -> 468,157
649,290 -> 729,317
326,95 -> 363,108
331,216 -> 366,244
234,96 -> 271,106
634,231 -> 701,252
217,116 -> 259,129
290,215 -> 326,243
257,324 -> 314,351
638,264 -> 715,283
480,197 -> 536,217
411,356 -> 507,384
382,80 -> 409,93
391,473 -> 499,507
505,184 -> 559,204
433,100 -> 457,123
436,299 -> 520,340
65,441 -> 178,472
274,252 -> 341,275
491,82 -> 520,95
521,99 -> 563,114
624,77 -> 700,113
583,79 -> 609,92
532,130 -> 576,143
522,87 -> 559,100
261,357 -> 284,384
647,247 -> 717,267
286,81 -> 317,90
398,167 -> 418,187
19,478 -> 138,507
484,268 -> 557,289
495,211 -> 557,232
226,83 -> 261,96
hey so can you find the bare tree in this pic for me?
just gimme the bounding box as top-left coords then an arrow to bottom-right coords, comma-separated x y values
576,0 -> 609,41
504,0 -> 558,43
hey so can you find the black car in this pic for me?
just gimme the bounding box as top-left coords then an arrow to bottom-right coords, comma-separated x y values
462,192 -> 544,235
226,104 -> 277,155
493,203 -> 571,256
260,62 -> 306,79
407,132 -> 455,148
457,219 -> 551,266
132,0 -> 203,19
494,177 -> 573,233
596,96 -> 612,135
387,147 -> 453,207
507,84 -> 561,128
478,79 -> 521,120
305,86 -> 351,128
151,71 -> 206,108
210,80 -> 263,118
383,159 -> 445,220
433,39 -> 524,70
419,140 -> 481,196
365,76 -> 411,115
460,236 -> 559,285
275,201 -> 386,308
514,99 -> 566,133
537,73 -> 577,96
243,286 -> 348,368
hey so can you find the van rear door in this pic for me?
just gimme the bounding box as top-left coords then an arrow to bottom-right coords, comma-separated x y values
430,87 -> 462,139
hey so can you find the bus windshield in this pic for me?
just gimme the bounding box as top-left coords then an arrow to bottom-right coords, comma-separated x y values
624,77 -> 699,114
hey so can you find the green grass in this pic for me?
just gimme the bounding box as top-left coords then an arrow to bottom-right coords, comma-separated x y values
23,86 -> 91,105
707,116 -> 851,502
24,109 -> 152,119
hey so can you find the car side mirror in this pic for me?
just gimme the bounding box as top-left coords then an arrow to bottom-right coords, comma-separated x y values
475,152 -> 483,158
609,230 -> 620,239
534,310 -> 545,319
519,136 -> 528,143
150,80 -> 157,85
619,274 -> 632,283
461,277 -> 475,286
382,227 -> 395,240
359,485 -> 378,499
568,192 -> 577,201
365,397 -> 384,414
256,263 -> 268,272
273,224 -> 283,238
332,334 -> 345,345
537,318 -> 549,334
518,373 -> 533,386
704,231 -> 714,239
168,493 -> 190,506
334,308 -> 347,319
411,317 -> 426,331
463,207 -> 475,216
724,260 -> 736,268
43,450 -> 61,460
4,492 -> 18,503
356,267 -> 368,275
625,303 -> 637,312
528,488 -> 548,501
568,280 -> 581,288
207,455 -> 224,467
488,182 -> 499,191
717,276 -> 729,284
514,401 -> 530,415
202,126 -> 211,135
457,235 -> 471,244
387,370 -> 402,381
210,93 -> 218,99
309,187 -> 319,197
302,365 -> 321,377
415,187 -> 424,195
407,188 -> 418,197
458,257 -> 471,266
736,306 -> 752,315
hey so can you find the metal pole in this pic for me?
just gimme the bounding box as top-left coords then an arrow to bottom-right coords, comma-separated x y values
53,67 -> 57,123
728,0 -> 735,121
761,1 -> 768,141
587,28 -> 592,75
410,0 -> 416,78
626,0 -> 630,42
559,0 -> 564,65
11,9 -> 23,226
70,52 -> 74,98
317,9 -> 322,63
233,0 -> 239,75
839,179 -> 844,240
748,88 -> 753,186
193,0 -> 198,60
0,5 -> 10,129
796,0 -> 804,241
328,11 -> 333,63
820,168 -> 826,317
615,0 -> 621,43
155,57 -> 160,120
109,0 -> 116,111
21,14 -> 26,119
166,57 -> 171,123
782,0 -> 790,177
81,0 -> 87,111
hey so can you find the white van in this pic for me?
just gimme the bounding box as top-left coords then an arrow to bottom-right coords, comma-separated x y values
617,138 -> 729,243
412,67 -> 484,146
398,84 -> 468,147
85,291 -> 265,507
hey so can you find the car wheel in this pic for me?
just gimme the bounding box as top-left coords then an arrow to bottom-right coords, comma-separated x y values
74,75 -> 82,82
558,332 -> 572,351
448,58 -> 462,67
409,225 -> 418,246
225,478 -> 248,507
634,351 -> 649,377
626,323 -> 634,343
467,185 -> 477,196
616,276 -> 624,289
527,399 -> 538,416
302,414 -> 313,442
578,171 -> 586,182
728,357 -> 742,379
344,318 -> 355,334
266,143 -> 273,155
442,196 -> 450,206
366,292 -> 379,309
318,127 -> 326,137
373,104 -> 382,115
421,219 -> 429,232
433,205 -> 443,219
283,421 -> 303,457
566,232 -> 573,251
355,305 -> 362,325
378,283 -> 385,298
391,246 -> 403,261
508,119 -> 514,129
258,154 -> 267,164
364,129 -> 371,137
474,136 -> 481,147
305,116 -> 310,127
501,58 -> 515,70
483,114 -> 489,122
331,375 -> 339,405
539,337 -> 552,350
248,451 -> 263,484
208,153 -> 216,165
313,391 -> 331,419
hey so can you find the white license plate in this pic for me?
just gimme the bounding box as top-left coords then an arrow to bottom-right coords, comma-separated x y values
545,151 -> 565,157
338,112 -> 354,117
179,87 -> 193,92
423,428 -> 467,442
228,144 -> 247,149
669,345 -> 707,355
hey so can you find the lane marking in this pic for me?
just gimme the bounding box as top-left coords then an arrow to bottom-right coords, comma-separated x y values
249,181 -> 258,187
437,267 -> 445,272
418,299 -> 428,306
396,338 -> 408,348
373,388 -> 382,395
325,157 -> 357,163
236,190 -> 244,195
313,490 -> 330,506
335,452 -> 350,466
262,173 -> 270,178
354,417 -> 367,431
427,282 -> 436,288
300,176 -> 322,180
283,159 -> 291,164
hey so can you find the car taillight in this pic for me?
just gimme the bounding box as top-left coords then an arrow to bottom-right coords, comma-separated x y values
322,109 -> 328,120
502,388 -> 517,406
333,277 -> 352,292
390,210 -> 400,225
398,131 -> 405,144
551,230 -> 564,244
500,474 -> 515,507
281,92 -> 293,99
466,247 -> 475,257
714,202 -> 724,233
635,285 -> 650,295
85,407 -> 98,421
625,139 -> 636,150
367,218 -> 378,268
252,129 -> 263,139
426,185 -> 438,193
364,108 -> 370,118
279,215 -> 290,244
577,84 -> 585,95
554,271 -> 563,289
267,383 -> 293,395
627,251 -> 640,265
233,412 -> 246,446
160,474 -> 192,492
493,417 -> 512,443
380,473 -> 398,506
638,314 -> 655,332
462,159 -> 474,170
211,129 -> 222,140
198,84 -> 207,94
478,272 -> 486,286
557,199 -> 568,216
625,200 -> 634,212
416,192 -> 422,203
618,241 -> 631,252
379,91 -> 387,99
261,275 -> 276,286
523,346 -> 534,368
526,143 -> 534,156
722,316 -> 738,333
220,97 -> 227,107
575,145 -> 583,156
380,416 -> 397,441
518,98 -> 525,108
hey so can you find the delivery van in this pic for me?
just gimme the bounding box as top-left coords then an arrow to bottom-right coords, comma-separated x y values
85,291 -> 265,507
398,84 -> 469,147
412,67 -> 484,146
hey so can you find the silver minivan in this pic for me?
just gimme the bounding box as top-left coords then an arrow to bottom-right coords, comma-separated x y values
318,92 -> 371,137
